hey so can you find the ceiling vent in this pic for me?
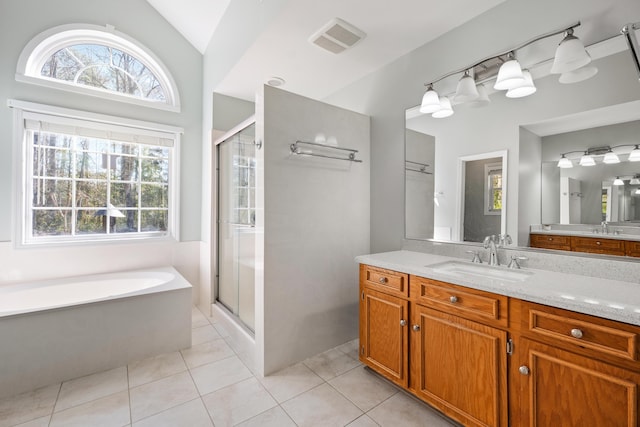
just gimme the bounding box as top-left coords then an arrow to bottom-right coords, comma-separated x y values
309,18 -> 366,54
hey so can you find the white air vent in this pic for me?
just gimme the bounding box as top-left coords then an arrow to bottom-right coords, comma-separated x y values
309,18 -> 366,54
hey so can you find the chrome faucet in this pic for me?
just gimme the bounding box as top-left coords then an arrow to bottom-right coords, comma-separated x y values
483,234 -> 512,266
601,220 -> 608,234
483,235 -> 499,266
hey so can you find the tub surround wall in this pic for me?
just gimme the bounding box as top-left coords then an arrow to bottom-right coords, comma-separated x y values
0,267 -> 192,399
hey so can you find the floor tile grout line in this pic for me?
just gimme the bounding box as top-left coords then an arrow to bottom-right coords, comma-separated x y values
46,382 -> 62,427
126,364 -> 133,427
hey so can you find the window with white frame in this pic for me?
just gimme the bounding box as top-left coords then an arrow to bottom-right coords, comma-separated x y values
12,102 -> 181,245
484,162 -> 503,215
16,24 -> 180,111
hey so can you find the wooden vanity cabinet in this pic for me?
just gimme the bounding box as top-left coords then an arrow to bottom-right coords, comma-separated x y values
570,235 -> 626,256
359,265 -> 409,387
626,240 -> 640,257
511,300 -> 640,427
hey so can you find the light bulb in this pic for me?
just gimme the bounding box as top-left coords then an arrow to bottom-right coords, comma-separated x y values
420,84 -> 441,114
579,153 -> 596,166
603,150 -> 620,164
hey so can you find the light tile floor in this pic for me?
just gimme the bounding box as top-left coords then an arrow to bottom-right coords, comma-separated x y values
0,307 -> 458,427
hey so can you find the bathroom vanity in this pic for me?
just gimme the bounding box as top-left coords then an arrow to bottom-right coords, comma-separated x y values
357,251 -> 640,427
530,230 -> 640,257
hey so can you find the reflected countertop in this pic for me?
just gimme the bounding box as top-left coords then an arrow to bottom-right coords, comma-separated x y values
356,250 -> 640,326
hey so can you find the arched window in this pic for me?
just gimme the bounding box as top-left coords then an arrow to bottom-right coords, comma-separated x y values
16,24 -> 180,111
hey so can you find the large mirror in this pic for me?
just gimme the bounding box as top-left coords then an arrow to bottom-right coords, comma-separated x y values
405,32 -> 640,254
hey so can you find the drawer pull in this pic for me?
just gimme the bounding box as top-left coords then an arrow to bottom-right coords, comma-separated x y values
548,237 -> 553,241
449,296 -> 458,303
570,328 -> 584,339
400,319 -> 407,327
379,277 -> 387,284
519,365 -> 530,375
412,324 -> 420,332
596,241 -> 602,246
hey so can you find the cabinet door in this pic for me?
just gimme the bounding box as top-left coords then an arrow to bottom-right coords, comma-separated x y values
514,338 -> 640,427
410,305 -> 508,427
359,287 -> 409,387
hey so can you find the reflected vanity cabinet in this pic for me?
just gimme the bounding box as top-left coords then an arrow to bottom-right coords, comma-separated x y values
359,263 -> 640,427
530,233 -> 640,257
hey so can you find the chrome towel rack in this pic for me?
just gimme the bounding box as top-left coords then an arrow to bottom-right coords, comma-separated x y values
290,140 -> 363,163
405,160 -> 432,174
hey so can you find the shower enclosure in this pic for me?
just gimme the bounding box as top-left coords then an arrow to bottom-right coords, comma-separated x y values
216,119 -> 256,332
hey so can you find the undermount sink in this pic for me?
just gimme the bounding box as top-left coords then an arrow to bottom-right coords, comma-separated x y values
426,260 -> 534,282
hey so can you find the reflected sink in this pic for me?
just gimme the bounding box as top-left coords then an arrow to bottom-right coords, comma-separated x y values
426,261 -> 534,282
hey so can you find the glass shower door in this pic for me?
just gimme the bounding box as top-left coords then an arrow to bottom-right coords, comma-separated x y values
217,122 -> 256,332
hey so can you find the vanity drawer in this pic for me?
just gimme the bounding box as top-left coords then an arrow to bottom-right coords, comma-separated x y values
520,301 -> 638,362
410,276 -> 508,327
625,240 -> 640,257
529,234 -> 571,251
360,264 -> 409,298
570,236 -> 625,255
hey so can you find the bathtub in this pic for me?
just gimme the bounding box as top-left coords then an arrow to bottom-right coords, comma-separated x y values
0,267 -> 192,399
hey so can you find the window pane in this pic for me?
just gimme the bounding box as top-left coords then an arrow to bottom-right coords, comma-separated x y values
75,180 -> 107,207
33,147 -> 72,178
493,190 -> 503,210
111,182 -> 138,207
33,209 -> 72,236
33,179 -> 72,208
110,156 -> 139,181
75,137 -> 109,153
142,146 -> 169,158
141,210 -> 167,232
35,132 -> 72,149
75,152 -> 107,179
112,142 -> 139,156
112,210 -> 139,233
141,184 -> 168,207
141,158 -> 169,183
76,210 -> 106,234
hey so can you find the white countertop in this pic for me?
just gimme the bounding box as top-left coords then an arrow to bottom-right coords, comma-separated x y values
356,250 -> 640,326
530,229 -> 640,242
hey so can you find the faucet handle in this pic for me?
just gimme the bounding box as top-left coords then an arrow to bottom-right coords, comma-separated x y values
508,256 -> 528,269
466,250 -> 482,264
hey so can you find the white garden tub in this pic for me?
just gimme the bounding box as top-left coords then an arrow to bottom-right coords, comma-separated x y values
0,267 -> 192,398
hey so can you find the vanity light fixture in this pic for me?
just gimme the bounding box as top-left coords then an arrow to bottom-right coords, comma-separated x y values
579,152 -> 596,166
629,145 -> 640,161
419,22 -> 597,118
603,149 -> 621,164
635,188 -> 640,195
432,97 -> 454,118
630,175 -> 640,185
613,176 -> 625,186
557,154 -> 573,168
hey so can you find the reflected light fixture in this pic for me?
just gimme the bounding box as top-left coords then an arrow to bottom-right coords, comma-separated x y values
630,175 -> 640,185
613,176 -> 625,186
559,64 -> 598,84
494,52 -> 525,90
557,154 -> 573,168
468,84 -> 491,108
603,149 -> 621,164
453,70 -> 479,103
420,84 -> 441,114
629,145 -> 640,162
636,188 -> 640,195
432,97 -> 454,118
550,28 -> 592,74
579,152 -> 596,166
506,69 -> 537,98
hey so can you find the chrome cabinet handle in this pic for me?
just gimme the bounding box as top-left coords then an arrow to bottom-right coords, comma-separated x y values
400,319 -> 407,327
449,296 -> 458,303
379,277 -> 387,284
519,365 -> 530,375
571,328 -> 583,339
412,324 -> 420,331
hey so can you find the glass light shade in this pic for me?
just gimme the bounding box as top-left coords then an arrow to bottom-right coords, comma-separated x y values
630,178 -> 640,185
506,70 -> 537,98
636,188 -> 640,195
432,97 -> 454,118
453,72 -> 479,103
579,153 -> 596,166
613,177 -> 624,186
557,155 -> 573,168
603,151 -> 620,164
550,31 -> 592,74
420,85 -> 441,114
494,59 -> 525,90
559,64 -> 598,84
628,146 -> 640,162
467,84 -> 491,108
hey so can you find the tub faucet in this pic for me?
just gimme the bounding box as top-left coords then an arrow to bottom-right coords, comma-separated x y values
483,235 -> 500,266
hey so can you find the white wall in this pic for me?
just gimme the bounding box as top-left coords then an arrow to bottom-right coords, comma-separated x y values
0,1 -> 203,291
258,86 -> 370,375
323,0 -> 640,252
405,130 -> 435,240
